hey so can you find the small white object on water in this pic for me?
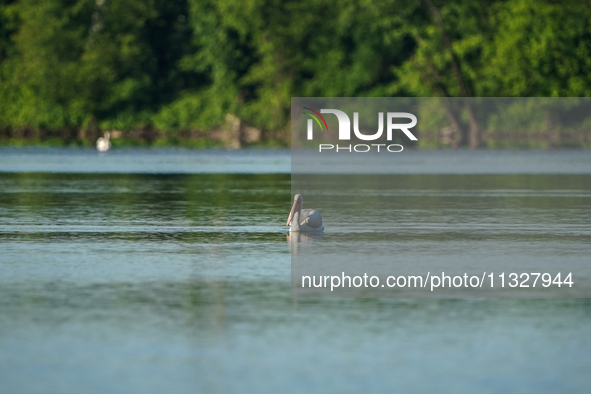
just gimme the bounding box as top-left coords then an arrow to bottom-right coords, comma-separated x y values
286,194 -> 324,233
96,132 -> 111,152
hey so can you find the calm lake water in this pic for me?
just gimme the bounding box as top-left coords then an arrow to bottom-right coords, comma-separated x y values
0,148 -> 590,393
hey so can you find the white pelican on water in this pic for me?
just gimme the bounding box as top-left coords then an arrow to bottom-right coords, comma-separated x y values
286,194 -> 324,233
96,132 -> 111,152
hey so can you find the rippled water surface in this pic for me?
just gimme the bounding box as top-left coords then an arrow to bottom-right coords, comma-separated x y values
0,149 -> 590,393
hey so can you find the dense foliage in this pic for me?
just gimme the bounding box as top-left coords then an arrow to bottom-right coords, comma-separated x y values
1,0 -> 591,147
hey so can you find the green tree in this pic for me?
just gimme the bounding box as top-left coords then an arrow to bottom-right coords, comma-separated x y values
482,0 -> 591,97
175,0 -> 418,135
0,0 -> 199,140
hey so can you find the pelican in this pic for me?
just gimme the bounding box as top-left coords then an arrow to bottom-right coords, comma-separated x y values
96,132 -> 111,152
286,194 -> 324,233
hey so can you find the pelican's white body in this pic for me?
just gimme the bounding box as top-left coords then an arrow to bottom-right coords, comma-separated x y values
287,194 -> 324,233
96,132 -> 111,152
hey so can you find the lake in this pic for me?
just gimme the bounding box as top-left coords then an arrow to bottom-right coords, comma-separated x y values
0,148 -> 590,393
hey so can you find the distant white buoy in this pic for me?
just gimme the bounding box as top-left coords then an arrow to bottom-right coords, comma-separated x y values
96,132 -> 111,152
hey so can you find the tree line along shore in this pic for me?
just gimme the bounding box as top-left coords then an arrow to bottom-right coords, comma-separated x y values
1,0 -> 591,148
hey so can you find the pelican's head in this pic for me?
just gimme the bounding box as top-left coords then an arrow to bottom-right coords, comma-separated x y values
286,194 -> 303,227
104,132 -> 111,140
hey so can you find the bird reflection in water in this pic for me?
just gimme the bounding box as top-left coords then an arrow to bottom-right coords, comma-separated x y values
286,231 -> 323,255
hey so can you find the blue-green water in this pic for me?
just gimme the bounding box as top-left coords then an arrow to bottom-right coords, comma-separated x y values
0,148 -> 590,393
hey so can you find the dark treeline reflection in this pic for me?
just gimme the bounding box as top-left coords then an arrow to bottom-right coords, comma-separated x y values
0,173 -> 290,226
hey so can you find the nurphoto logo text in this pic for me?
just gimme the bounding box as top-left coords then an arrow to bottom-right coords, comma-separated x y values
303,108 -> 417,153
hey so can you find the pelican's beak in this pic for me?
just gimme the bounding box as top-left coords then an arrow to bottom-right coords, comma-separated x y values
286,199 -> 301,227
